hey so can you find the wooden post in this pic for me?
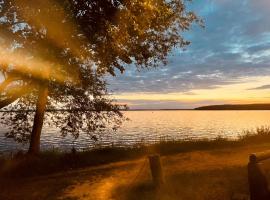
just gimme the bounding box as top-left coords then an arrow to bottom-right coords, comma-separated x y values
248,154 -> 270,200
148,154 -> 164,186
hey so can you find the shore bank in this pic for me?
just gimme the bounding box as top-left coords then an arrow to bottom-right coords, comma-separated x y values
2,142 -> 270,199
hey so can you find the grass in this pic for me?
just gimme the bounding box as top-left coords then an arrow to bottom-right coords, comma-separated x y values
1,126 -> 270,178
2,127 -> 270,199
2,142 -> 270,199
117,166 -> 249,200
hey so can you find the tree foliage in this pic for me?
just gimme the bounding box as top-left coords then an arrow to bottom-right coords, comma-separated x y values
0,0 -> 201,145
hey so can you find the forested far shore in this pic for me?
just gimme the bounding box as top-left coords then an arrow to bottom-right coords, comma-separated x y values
195,103 -> 270,110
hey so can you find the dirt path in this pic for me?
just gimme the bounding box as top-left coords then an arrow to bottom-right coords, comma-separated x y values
1,143 -> 270,200
0,159 -> 148,200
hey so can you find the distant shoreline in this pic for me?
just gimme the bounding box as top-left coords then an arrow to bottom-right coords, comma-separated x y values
129,103 -> 270,111
126,104 -> 270,110
2,103 -> 270,112
194,103 -> 270,110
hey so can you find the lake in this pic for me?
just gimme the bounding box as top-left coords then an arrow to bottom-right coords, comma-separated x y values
1,110 -> 270,153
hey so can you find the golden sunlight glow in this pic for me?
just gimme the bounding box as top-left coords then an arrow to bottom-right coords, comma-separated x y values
0,0 -> 89,87
14,0 -> 88,60
0,46 -> 70,84
0,0 -> 85,86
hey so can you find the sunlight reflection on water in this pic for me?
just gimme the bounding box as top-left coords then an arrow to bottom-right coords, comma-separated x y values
1,110 -> 270,153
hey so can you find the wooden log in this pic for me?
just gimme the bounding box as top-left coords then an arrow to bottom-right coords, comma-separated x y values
148,154 -> 164,186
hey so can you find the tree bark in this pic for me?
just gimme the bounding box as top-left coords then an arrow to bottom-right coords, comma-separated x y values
28,83 -> 49,155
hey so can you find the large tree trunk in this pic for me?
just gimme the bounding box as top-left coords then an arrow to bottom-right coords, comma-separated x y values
28,84 -> 49,155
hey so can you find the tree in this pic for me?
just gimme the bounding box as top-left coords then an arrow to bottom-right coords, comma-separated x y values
0,0 -> 201,154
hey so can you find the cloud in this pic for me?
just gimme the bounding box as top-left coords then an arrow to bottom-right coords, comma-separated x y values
108,0 -> 270,101
248,85 -> 270,90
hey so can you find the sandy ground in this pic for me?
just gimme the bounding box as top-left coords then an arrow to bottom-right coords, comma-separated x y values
2,143 -> 270,200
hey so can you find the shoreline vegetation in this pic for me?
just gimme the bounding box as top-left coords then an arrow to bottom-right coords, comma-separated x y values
1,126 -> 270,178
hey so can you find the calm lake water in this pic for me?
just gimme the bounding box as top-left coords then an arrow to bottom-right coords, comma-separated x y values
1,110 -> 270,153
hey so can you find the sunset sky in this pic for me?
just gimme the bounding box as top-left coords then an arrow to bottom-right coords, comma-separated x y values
108,0 -> 270,109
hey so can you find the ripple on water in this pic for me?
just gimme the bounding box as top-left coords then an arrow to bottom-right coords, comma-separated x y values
1,110 -> 270,152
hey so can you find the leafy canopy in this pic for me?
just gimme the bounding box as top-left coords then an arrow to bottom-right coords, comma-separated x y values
0,0 -> 201,142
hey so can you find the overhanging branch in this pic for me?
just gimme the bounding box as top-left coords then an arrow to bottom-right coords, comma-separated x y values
0,85 -> 33,109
